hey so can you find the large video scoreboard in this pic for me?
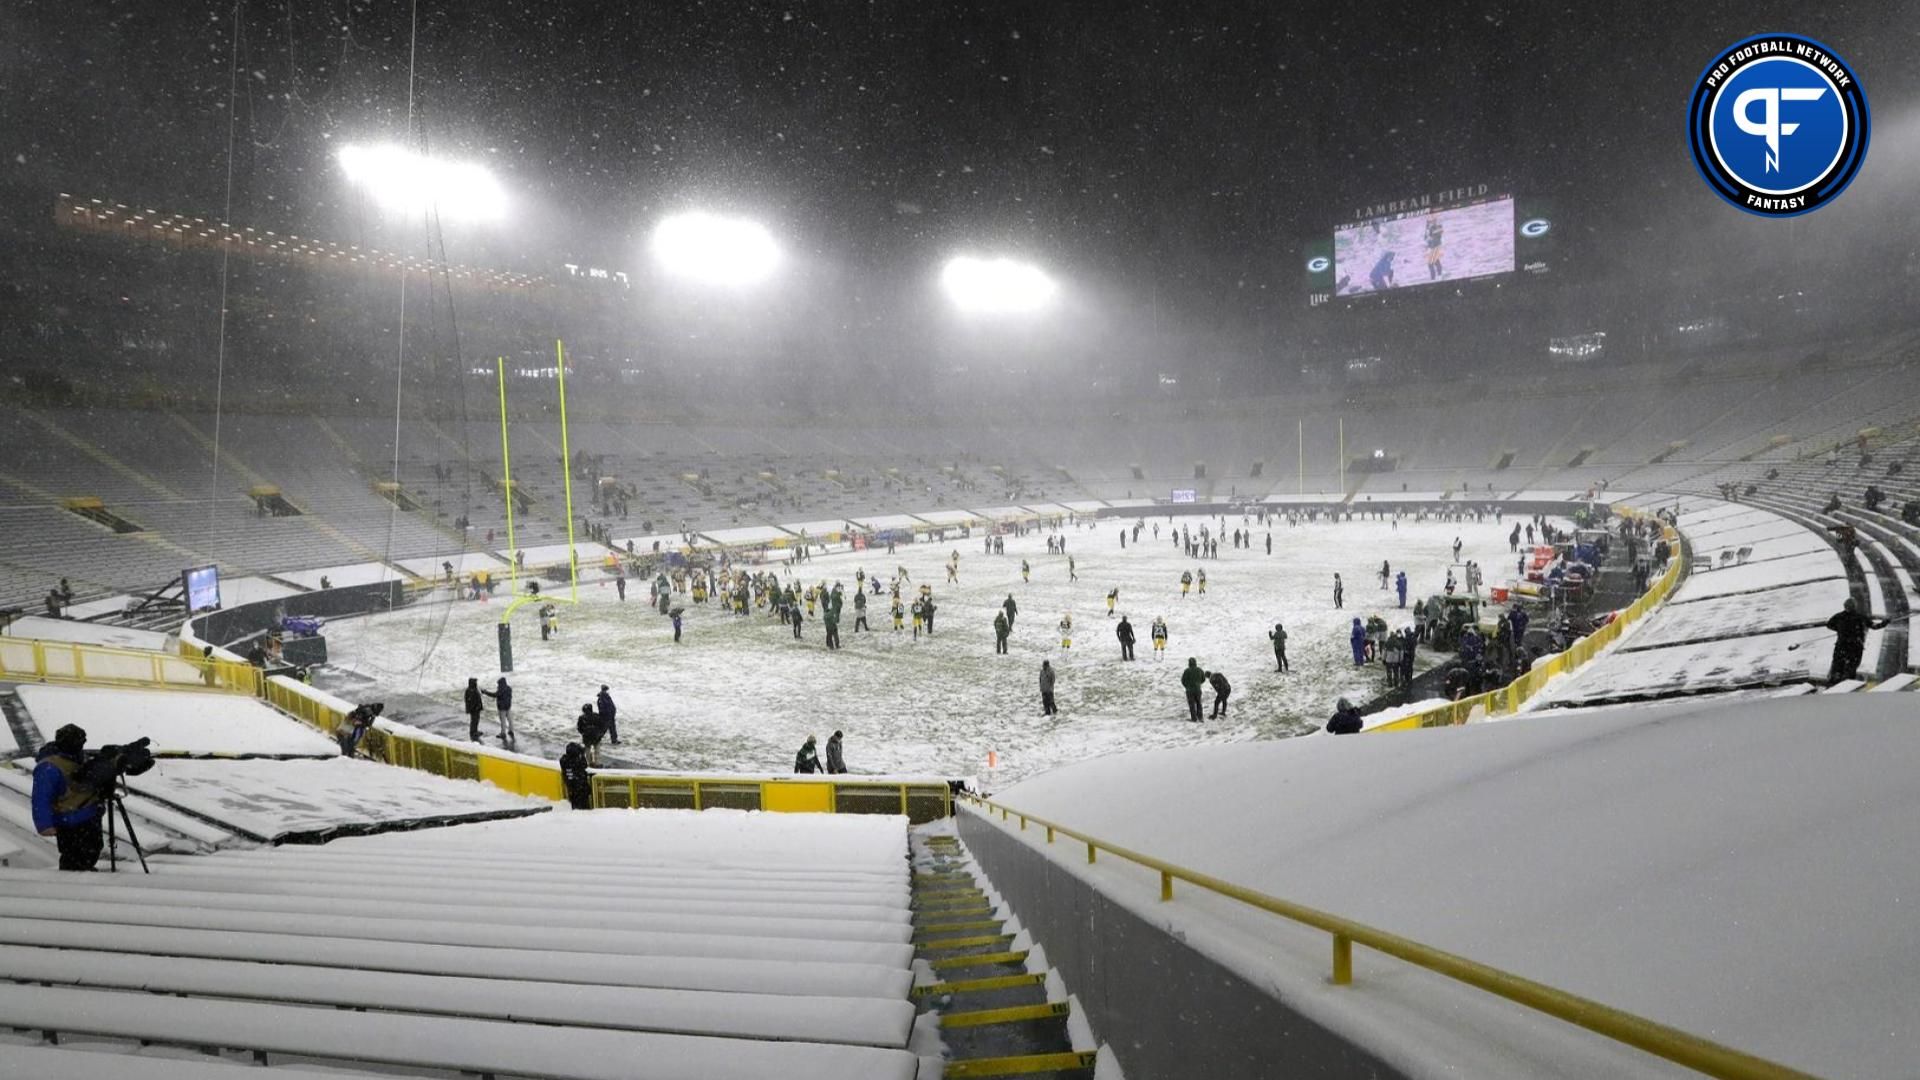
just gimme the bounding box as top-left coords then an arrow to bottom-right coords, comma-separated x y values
1305,184 -> 1555,306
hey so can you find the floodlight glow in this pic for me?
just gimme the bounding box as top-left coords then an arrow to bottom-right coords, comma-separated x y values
650,212 -> 781,285
337,144 -> 507,222
941,255 -> 1057,314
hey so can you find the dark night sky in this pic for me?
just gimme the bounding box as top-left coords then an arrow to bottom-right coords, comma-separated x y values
4,0 -> 1916,360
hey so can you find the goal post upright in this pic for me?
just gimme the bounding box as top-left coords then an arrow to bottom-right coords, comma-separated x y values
555,338 -> 580,606
497,356 -> 517,594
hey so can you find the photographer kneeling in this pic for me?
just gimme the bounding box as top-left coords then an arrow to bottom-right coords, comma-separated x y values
32,725 -> 104,870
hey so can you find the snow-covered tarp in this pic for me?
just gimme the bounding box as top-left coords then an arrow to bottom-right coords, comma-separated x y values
912,508 -> 982,526
696,525 -> 792,546
217,576 -> 303,605
970,505 -> 1036,521
394,552 -> 508,577
502,542 -> 618,566
276,562 -> 405,589
125,758 -> 547,842
3,616 -> 169,653
14,685 -> 339,758
781,519 -> 867,538
983,694 -> 1920,1078
613,532 -> 697,553
859,513 -> 926,530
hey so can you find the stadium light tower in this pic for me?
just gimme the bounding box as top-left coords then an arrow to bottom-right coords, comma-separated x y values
941,255 -> 1058,314
650,211 -> 781,286
337,144 -> 507,223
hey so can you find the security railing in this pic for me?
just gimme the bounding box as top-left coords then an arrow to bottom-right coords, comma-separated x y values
0,636 -> 260,695
1369,518 -> 1683,731
262,674 -> 951,818
962,793 -> 1811,1080
592,773 -> 953,824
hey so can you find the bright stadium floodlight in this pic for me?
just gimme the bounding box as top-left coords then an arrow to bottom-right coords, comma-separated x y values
650,211 -> 781,285
337,144 -> 507,223
941,255 -> 1058,314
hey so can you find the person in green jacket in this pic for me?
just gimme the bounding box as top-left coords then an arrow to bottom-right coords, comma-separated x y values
794,735 -> 823,774
1180,658 -> 1207,722
993,610 -> 1011,654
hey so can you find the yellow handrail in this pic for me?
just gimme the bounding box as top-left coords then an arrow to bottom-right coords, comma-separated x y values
961,793 -> 1812,1080
1,636 -> 259,695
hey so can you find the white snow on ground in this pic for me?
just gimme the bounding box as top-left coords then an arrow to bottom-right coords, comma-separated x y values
980,694 -> 1920,1078
14,685 -> 339,757
3,615 -> 170,652
216,575 -> 303,605
276,561 -> 405,589
1530,625 -> 1825,705
393,552 -> 508,577
321,517 -> 1557,783
1668,548 -> 1844,602
1624,578 -> 1846,651
125,758 -> 546,840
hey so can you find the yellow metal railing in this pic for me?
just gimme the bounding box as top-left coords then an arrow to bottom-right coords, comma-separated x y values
1369,519 -> 1683,732
592,773 -> 953,823
261,675 -> 950,818
1,636 -> 260,695
962,793 -> 1811,1080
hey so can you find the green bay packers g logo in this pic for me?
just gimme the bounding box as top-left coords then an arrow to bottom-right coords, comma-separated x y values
1688,34 -> 1869,217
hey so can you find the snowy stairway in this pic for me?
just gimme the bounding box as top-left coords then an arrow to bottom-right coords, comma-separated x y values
0,810 -> 922,1079
911,829 -> 1096,1079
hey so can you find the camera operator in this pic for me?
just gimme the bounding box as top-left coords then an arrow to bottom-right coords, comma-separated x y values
31,725 -> 105,870
32,725 -> 156,872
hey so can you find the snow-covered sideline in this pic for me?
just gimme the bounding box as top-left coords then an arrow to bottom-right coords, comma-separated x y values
15,685 -> 340,757
981,694 -> 1920,1078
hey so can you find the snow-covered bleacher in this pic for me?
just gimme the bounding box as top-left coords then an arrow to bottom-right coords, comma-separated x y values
959,692 -> 1920,1077
1526,494 -> 1875,707
0,810 -> 921,1079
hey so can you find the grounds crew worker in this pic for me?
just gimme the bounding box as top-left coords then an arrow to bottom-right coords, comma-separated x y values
32,724 -> 104,871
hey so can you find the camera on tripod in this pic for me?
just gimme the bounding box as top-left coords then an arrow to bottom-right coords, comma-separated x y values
83,736 -> 157,874
80,736 -> 156,789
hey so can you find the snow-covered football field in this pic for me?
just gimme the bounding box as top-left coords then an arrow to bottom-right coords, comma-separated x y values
320,514 -> 1554,783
